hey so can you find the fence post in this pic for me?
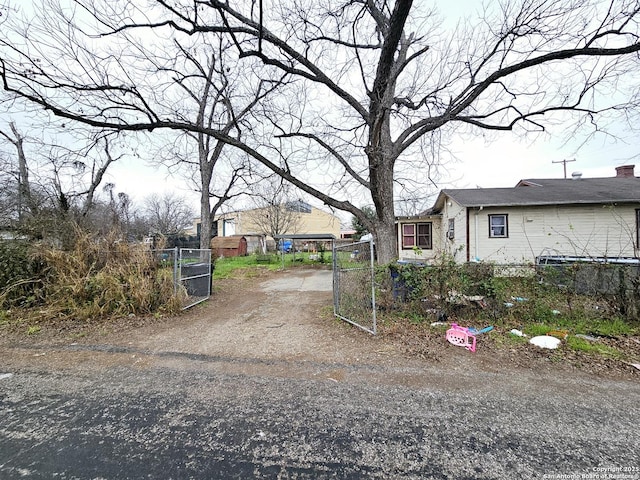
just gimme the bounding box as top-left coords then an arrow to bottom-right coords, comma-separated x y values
173,246 -> 179,295
369,239 -> 377,335
332,241 -> 338,314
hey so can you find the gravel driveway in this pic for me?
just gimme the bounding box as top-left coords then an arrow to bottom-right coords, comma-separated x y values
1,268 -> 638,479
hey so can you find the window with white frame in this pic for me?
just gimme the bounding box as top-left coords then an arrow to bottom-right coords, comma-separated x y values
402,222 -> 432,249
489,214 -> 508,238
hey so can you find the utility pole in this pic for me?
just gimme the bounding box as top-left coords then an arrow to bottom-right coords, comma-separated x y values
552,158 -> 576,179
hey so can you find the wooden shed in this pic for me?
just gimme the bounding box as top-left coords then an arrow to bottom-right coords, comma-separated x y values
210,235 -> 248,258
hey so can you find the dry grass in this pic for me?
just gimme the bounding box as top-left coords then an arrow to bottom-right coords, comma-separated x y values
9,228 -> 182,325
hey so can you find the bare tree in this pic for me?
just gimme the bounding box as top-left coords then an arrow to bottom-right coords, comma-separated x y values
1,0 -> 640,262
150,35 -> 287,249
0,152 -> 18,226
143,192 -> 195,236
245,179 -> 303,241
45,133 -> 122,221
0,122 -> 36,221
0,121 -> 125,241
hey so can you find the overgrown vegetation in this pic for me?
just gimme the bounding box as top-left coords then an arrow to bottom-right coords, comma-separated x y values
382,259 -> 640,322
378,258 -> 640,361
0,240 -> 45,308
0,229 -> 182,330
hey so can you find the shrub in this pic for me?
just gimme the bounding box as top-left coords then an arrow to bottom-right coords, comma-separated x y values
0,240 -> 45,308
384,258 -> 640,331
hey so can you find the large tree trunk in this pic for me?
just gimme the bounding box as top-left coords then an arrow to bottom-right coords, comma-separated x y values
373,217 -> 397,265
368,146 -> 397,264
199,167 -> 213,250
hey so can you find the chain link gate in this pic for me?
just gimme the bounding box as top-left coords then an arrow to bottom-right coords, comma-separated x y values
152,248 -> 212,310
179,248 -> 212,309
332,240 -> 377,334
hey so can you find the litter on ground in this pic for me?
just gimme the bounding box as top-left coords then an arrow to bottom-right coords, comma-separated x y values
446,323 -> 477,352
468,326 -> 494,335
510,329 -> 527,337
575,334 -> 599,342
529,335 -> 561,349
445,323 -> 493,352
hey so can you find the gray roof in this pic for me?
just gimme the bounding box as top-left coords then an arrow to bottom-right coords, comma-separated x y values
430,176 -> 640,212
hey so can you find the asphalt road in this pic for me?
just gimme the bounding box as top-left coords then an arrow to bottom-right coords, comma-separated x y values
1,349 -> 638,480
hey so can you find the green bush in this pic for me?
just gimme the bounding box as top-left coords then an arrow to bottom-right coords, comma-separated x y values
0,240 -> 44,308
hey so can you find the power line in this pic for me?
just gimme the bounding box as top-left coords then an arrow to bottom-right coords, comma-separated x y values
552,158 -> 576,179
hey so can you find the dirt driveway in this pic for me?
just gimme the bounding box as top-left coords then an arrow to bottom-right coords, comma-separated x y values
129,268 -> 366,363
2,267 -> 638,380
1,268 -> 397,377
2,268 -> 639,479
98,267 -> 400,369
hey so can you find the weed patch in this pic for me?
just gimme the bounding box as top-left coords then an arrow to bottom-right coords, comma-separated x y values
566,336 -> 624,358
380,259 -> 640,366
0,228 -> 182,328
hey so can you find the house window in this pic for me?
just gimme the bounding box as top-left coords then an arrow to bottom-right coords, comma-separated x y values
447,219 -> 455,240
489,214 -> 508,238
223,219 -> 236,236
402,223 -> 432,249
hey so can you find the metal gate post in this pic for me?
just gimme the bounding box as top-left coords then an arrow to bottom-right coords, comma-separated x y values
369,239 -> 377,335
332,241 -> 339,314
173,246 -> 179,294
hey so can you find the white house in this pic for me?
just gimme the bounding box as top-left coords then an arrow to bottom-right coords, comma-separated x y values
397,165 -> 640,264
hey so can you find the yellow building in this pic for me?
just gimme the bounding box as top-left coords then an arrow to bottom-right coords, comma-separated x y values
193,200 -> 341,252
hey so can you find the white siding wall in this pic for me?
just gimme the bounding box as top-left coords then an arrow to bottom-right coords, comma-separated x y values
441,199 -> 468,263
469,204 -> 639,263
396,217 -> 443,262
396,199 -> 639,264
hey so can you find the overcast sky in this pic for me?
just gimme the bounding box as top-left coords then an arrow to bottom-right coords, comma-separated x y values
106,119 -> 638,221
9,0 -> 636,224
103,0 -> 640,218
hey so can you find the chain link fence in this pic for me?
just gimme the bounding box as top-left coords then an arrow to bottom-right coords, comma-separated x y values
536,259 -> 640,295
332,240 -> 377,334
152,248 -> 212,310
386,260 -> 640,323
